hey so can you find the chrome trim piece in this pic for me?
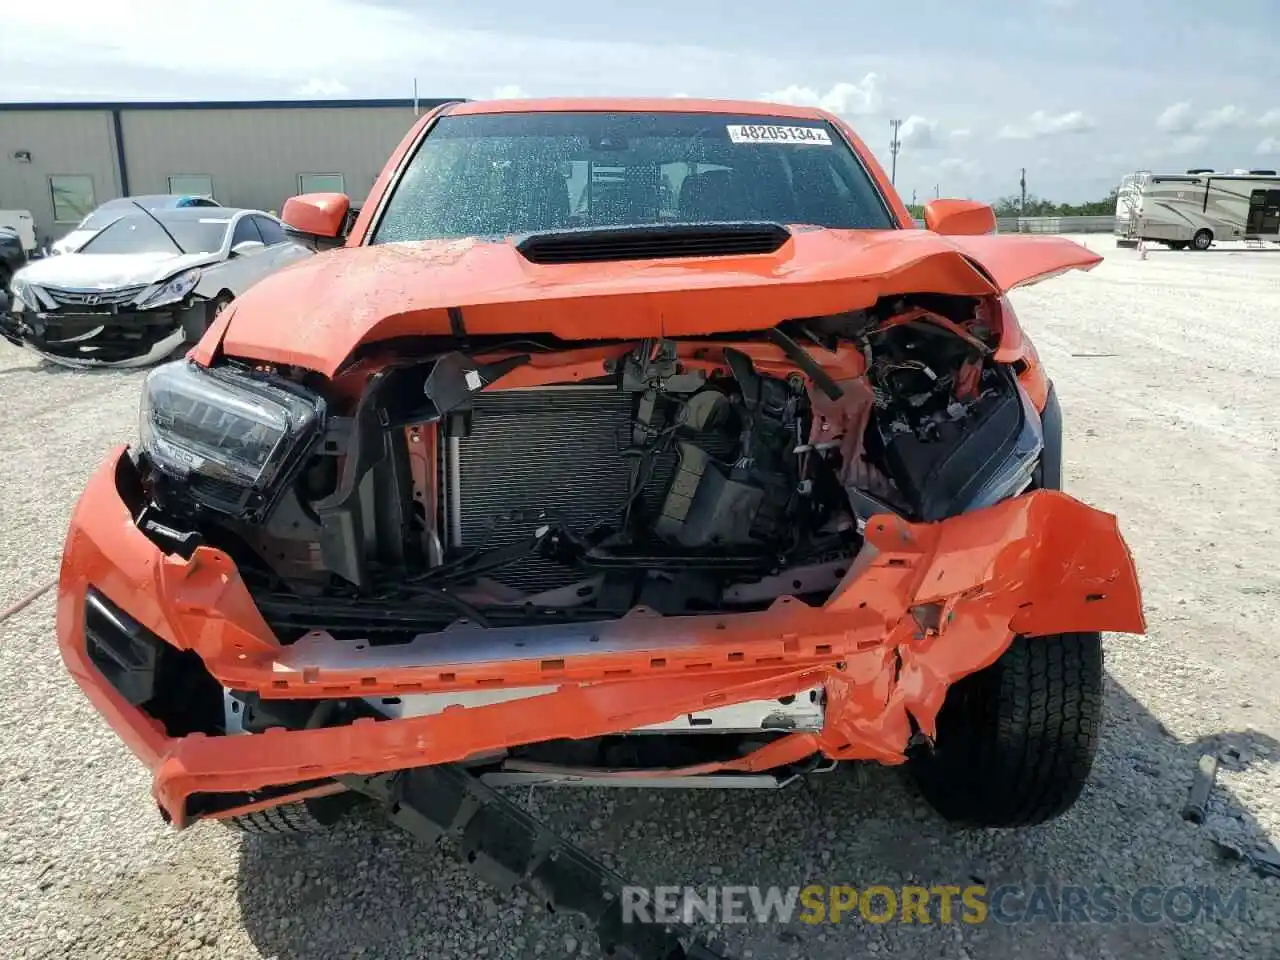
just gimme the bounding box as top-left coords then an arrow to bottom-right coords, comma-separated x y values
367,684 -> 825,735
478,771 -> 797,789
285,609 -> 754,669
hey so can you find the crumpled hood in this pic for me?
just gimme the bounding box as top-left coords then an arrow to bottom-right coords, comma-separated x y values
215,227 -> 1102,376
18,250 -> 217,290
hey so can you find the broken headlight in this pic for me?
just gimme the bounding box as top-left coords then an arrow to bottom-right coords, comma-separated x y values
138,360 -> 325,519
135,269 -> 201,309
9,275 -> 44,312
957,380 -> 1044,512
882,371 -> 1044,522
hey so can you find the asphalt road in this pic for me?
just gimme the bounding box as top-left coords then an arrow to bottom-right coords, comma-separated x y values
0,237 -> 1276,959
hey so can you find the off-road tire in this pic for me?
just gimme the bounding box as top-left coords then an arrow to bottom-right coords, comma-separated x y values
909,632 -> 1103,827
1191,229 -> 1213,251
228,794 -> 355,835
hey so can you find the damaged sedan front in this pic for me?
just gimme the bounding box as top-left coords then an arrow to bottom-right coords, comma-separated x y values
4,206 -> 309,368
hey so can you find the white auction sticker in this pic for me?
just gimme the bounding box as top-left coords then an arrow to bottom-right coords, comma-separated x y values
726,124 -> 832,145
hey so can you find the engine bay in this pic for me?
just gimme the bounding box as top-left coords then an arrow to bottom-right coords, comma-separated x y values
139,296 -> 1043,638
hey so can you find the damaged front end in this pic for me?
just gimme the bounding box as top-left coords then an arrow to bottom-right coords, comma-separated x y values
4,277 -> 199,368
57,286 -> 1143,829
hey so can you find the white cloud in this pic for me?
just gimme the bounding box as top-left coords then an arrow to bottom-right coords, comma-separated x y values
295,78 -> 349,97
1,0 -> 760,101
1195,104 -> 1249,131
1258,137 -> 1280,156
490,84 -> 529,99
760,75 -> 882,116
997,109 -> 1096,140
938,157 -> 979,177
949,128 -> 972,140
1255,108 -> 1280,129
1156,102 -> 1193,133
898,115 -> 938,149
1167,134 -> 1207,155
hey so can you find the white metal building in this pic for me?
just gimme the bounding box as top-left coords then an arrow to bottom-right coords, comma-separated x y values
0,98 -> 459,244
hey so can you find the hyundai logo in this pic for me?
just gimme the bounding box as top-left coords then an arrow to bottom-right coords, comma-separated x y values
83,294 -> 102,305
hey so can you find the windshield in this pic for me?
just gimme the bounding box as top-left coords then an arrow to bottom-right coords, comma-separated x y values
78,214 -> 229,255
372,111 -> 895,243
76,197 -> 216,231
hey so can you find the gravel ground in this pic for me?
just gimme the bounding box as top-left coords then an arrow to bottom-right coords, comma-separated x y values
1,237 -> 1277,960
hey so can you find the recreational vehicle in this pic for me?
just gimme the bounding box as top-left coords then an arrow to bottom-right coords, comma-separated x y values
1114,169 -> 1280,249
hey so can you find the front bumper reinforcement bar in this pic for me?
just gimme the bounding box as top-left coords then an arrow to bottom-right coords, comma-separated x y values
340,765 -> 731,960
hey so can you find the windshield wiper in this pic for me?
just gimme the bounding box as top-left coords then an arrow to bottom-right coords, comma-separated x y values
130,201 -> 186,254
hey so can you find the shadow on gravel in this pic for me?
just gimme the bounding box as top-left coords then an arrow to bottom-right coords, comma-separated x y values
0,363 -> 46,376
237,675 -> 1279,960
0,358 -> 134,377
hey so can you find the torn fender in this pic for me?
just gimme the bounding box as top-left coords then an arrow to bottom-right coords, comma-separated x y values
203,228 -> 1101,376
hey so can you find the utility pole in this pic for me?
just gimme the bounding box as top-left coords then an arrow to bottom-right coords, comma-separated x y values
934,183 -> 940,198
911,188 -> 917,206
1020,167 -> 1027,215
413,78 -> 420,117
889,119 -> 902,186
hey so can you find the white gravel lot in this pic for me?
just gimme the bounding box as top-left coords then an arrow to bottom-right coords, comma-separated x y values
1,237 -> 1277,960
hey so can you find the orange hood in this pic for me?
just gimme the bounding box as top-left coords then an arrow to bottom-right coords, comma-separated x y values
213,228 -> 1101,376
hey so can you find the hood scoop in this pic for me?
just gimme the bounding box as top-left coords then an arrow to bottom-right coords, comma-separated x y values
514,221 -> 792,264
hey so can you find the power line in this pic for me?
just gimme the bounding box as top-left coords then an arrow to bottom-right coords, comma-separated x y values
885,119 -> 906,185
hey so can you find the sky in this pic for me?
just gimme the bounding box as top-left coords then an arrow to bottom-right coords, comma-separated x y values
3,0 -> 1278,203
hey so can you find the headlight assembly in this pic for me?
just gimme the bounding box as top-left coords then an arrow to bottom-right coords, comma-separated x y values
881,369 -> 1044,522
138,360 -> 325,519
10,275 -> 42,312
136,269 -> 201,309
956,380 -> 1044,513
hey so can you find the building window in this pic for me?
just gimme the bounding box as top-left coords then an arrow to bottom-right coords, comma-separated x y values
49,175 -> 96,223
168,175 -> 215,199
298,173 -> 346,195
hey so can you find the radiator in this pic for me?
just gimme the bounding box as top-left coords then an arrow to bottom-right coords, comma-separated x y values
445,386 -> 642,594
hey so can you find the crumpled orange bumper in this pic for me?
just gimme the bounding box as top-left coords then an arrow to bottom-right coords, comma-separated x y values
57,446 -> 1145,826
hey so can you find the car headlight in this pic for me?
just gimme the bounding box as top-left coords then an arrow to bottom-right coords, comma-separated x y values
139,360 -> 326,519
10,275 -> 39,312
958,380 -> 1044,512
136,269 -> 201,309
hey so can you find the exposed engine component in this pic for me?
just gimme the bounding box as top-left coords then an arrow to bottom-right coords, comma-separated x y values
184,306 -> 1045,631
443,343 -> 820,600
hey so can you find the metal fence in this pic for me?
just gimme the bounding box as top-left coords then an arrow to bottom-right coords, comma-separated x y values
996,215 -> 1115,234
912,215 -> 1116,234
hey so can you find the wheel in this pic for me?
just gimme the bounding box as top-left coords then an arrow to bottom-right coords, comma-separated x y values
209,292 -> 234,323
227,792 -> 359,835
1191,229 -> 1213,251
908,632 -> 1103,827
185,292 -> 234,344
